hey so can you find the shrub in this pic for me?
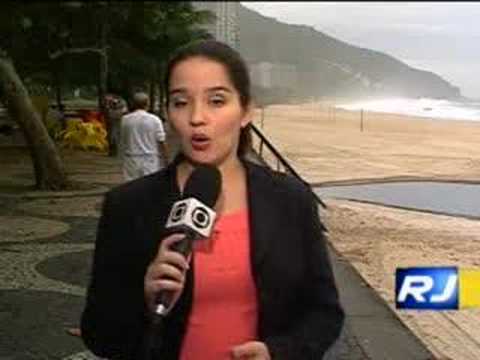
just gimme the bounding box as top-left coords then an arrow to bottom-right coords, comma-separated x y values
58,118 -> 108,152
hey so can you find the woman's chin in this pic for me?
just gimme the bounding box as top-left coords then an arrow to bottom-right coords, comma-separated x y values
183,149 -> 236,169
184,153 -> 218,167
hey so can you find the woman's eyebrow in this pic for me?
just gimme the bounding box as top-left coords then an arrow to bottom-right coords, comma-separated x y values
208,86 -> 232,93
168,88 -> 187,96
169,86 -> 233,96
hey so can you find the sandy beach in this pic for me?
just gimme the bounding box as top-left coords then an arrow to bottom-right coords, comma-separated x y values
252,102 -> 480,184
253,102 -> 480,359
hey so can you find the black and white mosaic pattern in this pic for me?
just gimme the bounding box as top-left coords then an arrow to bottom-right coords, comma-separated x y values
0,215 -> 70,243
0,192 -> 101,358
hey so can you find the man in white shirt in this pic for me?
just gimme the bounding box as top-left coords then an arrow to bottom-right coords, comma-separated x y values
119,92 -> 169,182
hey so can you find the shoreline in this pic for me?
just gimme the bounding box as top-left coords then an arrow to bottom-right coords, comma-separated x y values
315,96 -> 480,123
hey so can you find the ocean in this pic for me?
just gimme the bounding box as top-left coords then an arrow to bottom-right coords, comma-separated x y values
336,97 -> 480,122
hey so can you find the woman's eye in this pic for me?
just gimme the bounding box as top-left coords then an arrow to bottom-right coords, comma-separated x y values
210,96 -> 225,106
172,99 -> 187,108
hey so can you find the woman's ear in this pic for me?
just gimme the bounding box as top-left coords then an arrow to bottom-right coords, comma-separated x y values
241,103 -> 254,128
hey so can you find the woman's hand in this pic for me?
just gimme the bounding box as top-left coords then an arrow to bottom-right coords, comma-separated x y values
144,234 -> 190,313
231,341 -> 271,360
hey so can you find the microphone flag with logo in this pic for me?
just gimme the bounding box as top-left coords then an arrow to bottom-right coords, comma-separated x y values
154,164 -> 222,317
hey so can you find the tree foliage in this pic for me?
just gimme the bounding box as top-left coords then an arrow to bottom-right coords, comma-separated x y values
0,1 -> 215,190
0,2 -> 215,101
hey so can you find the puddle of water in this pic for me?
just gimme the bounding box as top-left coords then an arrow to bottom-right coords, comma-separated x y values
316,182 -> 480,218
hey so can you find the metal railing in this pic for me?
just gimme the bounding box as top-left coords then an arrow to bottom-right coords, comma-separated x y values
249,124 -> 326,209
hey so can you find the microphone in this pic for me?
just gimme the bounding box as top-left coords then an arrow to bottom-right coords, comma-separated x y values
154,164 -> 222,317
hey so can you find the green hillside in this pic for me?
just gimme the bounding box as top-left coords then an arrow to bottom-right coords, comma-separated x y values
238,4 -> 461,101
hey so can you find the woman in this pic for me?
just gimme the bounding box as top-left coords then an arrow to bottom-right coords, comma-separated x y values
81,40 -> 344,360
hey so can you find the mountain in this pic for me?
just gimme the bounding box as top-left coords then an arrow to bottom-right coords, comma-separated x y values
238,5 -> 461,101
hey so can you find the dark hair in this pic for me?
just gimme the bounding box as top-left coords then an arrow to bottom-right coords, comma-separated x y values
131,92 -> 150,110
164,40 -> 252,158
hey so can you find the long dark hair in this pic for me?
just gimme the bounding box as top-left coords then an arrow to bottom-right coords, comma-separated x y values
164,40 -> 252,158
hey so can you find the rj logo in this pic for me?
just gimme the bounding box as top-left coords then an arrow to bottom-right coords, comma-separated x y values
395,267 -> 459,310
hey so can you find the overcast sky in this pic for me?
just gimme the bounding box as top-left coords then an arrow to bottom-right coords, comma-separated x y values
241,2 -> 480,99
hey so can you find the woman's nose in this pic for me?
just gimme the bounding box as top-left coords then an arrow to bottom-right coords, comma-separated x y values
189,103 -> 206,126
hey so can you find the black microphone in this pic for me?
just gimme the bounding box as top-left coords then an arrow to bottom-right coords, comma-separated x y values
154,164 -> 222,318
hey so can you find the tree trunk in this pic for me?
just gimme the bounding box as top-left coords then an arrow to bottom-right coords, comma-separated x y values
99,51 -> 113,155
53,58 -> 62,109
55,80 -> 62,110
157,61 -> 166,118
97,15 -> 112,155
52,59 -> 66,129
149,71 -> 156,114
97,23 -> 108,114
0,57 -> 68,190
98,52 -> 108,114
125,78 -> 134,110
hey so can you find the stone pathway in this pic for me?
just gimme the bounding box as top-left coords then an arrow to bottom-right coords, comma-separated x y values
0,189 -> 367,359
0,155 -> 107,358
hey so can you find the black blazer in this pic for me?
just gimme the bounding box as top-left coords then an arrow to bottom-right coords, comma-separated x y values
81,158 -> 344,359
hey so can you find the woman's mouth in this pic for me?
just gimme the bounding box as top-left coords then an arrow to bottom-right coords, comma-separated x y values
190,134 -> 210,151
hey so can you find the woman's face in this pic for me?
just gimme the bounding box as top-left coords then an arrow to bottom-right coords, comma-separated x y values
167,56 -> 251,167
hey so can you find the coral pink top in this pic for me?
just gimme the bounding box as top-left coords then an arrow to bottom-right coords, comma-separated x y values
179,209 -> 258,360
